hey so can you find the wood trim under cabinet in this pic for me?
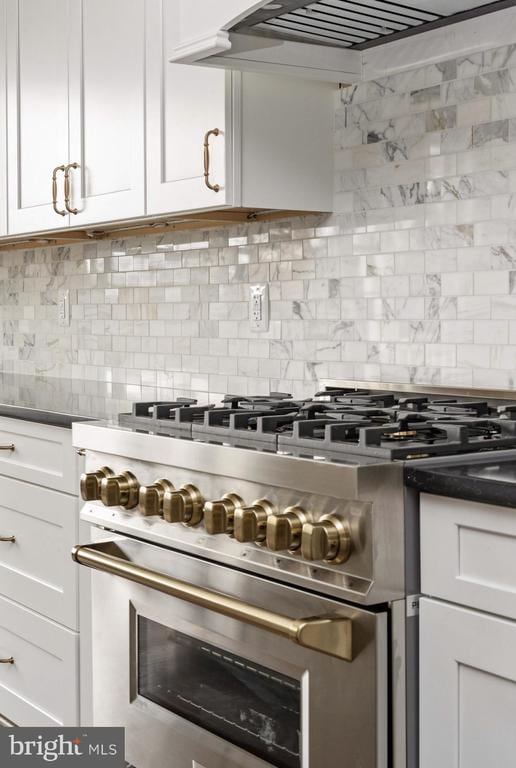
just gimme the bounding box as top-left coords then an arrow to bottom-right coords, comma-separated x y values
0,207 -> 323,252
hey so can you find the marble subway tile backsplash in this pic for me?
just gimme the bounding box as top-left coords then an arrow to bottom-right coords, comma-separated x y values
2,40 -> 516,402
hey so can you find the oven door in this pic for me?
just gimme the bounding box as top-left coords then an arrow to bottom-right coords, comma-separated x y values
77,534 -> 387,768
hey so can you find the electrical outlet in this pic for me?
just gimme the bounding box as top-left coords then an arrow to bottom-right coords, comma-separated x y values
58,289 -> 70,327
249,284 -> 269,332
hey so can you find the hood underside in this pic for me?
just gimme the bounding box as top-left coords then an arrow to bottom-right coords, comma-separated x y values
230,0 -> 516,50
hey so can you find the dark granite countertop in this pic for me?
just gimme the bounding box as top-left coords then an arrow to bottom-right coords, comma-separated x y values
0,373 -> 135,428
405,454 -> 516,509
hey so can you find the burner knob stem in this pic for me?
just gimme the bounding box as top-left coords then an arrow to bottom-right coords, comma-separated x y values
100,471 -> 140,509
266,507 -> 311,552
204,494 -> 243,535
163,484 -> 204,526
139,479 -> 174,517
234,500 -> 274,544
301,515 -> 352,564
80,467 -> 114,501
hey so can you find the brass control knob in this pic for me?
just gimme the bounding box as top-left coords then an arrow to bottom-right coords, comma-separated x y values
163,484 -> 204,527
80,467 -> 114,501
266,506 -> 311,552
139,479 -> 174,517
301,514 -> 352,564
100,471 -> 139,509
204,494 -> 243,535
234,500 -> 274,544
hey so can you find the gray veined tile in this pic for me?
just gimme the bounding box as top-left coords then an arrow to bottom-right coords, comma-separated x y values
410,85 -> 441,110
473,120 -> 509,147
483,44 -> 516,72
425,107 -> 457,132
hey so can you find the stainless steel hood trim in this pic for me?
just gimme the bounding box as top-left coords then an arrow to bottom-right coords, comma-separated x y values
322,379 -> 516,401
231,0 -> 514,50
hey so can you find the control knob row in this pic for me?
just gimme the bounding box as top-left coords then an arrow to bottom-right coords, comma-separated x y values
80,469 -> 352,563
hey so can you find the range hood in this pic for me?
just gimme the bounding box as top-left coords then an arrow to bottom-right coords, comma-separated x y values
171,0 -> 514,82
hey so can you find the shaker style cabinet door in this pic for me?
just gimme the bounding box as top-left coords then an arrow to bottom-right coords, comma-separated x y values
145,0 -> 232,215
67,0 -> 145,226
420,598 -> 516,768
0,0 -> 6,237
6,0 -> 70,234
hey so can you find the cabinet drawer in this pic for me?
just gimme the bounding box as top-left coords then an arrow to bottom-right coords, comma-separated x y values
0,476 -> 79,629
421,493 -> 516,619
0,416 -> 78,493
0,595 -> 79,726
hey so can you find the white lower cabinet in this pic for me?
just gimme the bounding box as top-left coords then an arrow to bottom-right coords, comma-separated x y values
0,476 -> 79,629
0,594 -> 79,727
0,416 -> 81,727
420,493 -> 516,768
420,597 -> 516,768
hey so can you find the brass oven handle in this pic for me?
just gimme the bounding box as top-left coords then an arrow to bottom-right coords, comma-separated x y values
203,128 -> 221,192
0,713 -> 16,727
72,541 -> 352,662
64,163 -> 80,214
0,536 -> 15,543
52,165 -> 66,216
0,444 -> 14,451
0,657 -> 14,664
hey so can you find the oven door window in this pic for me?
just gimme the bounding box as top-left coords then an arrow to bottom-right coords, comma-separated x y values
138,616 -> 301,768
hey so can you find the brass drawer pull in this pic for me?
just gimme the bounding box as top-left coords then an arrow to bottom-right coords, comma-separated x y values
64,162 -> 80,214
0,444 -> 14,451
72,540 -> 353,662
0,658 -> 14,664
0,536 -> 15,543
203,128 -> 221,192
52,165 -> 66,216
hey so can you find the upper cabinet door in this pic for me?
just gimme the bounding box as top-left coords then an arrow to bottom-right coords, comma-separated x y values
146,0 -> 233,216
0,0 -> 6,237
67,0 -> 145,227
7,0 -> 70,234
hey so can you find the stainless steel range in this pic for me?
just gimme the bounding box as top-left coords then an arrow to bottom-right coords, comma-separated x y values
72,384 -> 516,768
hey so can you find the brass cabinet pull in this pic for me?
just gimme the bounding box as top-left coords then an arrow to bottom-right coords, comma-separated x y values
0,444 -> 14,451
0,658 -> 14,664
52,165 -> 66,216
203,128 -> 221,192
64,163 -> 80,214
72,541 -> 353,662
0,536 -> 15,543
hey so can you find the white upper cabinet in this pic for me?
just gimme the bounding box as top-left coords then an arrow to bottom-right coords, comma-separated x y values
146,0 -> 333,217
0,0 -> 6,237
146,0 -> 231,214
2,0 -> 333,239
67,0 -> 145,226
6,0 -> 145,235
7,0 -> 71,234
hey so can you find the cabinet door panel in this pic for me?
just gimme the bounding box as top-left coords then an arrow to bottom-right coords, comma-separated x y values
146,0 -> 232,215
420,598 -> 516,768
68,0 -> 145,225
0,0 -> 6,236
7,0 -> 70,233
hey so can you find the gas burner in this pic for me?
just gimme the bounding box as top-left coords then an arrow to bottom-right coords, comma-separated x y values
277,415 -> 516,460
119,399 -> 214,432
425,399 -> 492,417
119,388 -> 516,459
221,391 -> 295,410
